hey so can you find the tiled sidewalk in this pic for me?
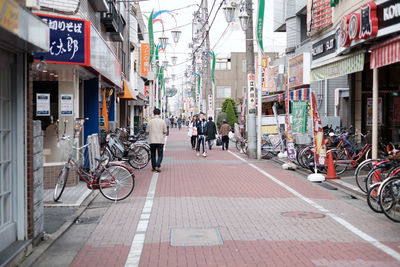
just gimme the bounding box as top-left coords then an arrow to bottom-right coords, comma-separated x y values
70,128 -> 400,267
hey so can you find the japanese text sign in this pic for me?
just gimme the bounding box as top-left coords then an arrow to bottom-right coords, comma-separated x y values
141,43 -> 150,77
247,74 -> 256,113
34,14 -> 90,65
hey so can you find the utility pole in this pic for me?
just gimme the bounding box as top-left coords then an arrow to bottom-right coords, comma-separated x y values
245,0 -> 257,159
201,0 -> 211,115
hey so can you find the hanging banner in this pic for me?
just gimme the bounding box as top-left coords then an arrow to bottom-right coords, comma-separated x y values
257,0 -> 265,52
211,51 -> 216,84
311,92 -> 327,165
241,92 -> 246,124
36,93 -> 50,116
148,10 -> 154,64
292,101 -> 307,134
60,94 -> 73,115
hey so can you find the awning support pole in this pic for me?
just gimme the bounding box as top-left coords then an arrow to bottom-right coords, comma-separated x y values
372,68 -> 379,159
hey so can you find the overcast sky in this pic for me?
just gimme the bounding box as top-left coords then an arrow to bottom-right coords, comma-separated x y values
139,0 -> 286,112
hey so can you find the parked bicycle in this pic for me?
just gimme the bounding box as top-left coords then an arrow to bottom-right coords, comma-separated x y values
102,128 -> 150,169
53,135 -> 135,202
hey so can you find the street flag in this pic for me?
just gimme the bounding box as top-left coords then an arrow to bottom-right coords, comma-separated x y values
257,0 -> 265,52
311,92 -> 327,165
148,10 -> 154,64
211,51 -> 216,84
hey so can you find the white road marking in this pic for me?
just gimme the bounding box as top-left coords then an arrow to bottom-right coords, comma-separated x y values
125,136 -> 167,266
228,151 -> 400,262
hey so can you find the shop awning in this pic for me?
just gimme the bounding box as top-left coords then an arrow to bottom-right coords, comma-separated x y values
119,80 -> 137,100
370,36 -> 400,69
262,88 -> 310,103
311,52 -> 364,82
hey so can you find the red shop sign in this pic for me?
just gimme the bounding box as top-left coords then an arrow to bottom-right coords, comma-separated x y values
340,1 -> 378,47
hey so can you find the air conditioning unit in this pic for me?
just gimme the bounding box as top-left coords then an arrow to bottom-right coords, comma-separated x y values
26,0 -> 40,9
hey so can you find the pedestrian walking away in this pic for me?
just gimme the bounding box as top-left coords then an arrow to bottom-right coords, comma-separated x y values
164,116 -> 170,136
196,112 -> 208,157
188,116 -> 197,150
205,116 -> 217,150
146,108 -> 167,172
177,116 -> 183,130
219,119 -> 231,151
170,116 -> 175,128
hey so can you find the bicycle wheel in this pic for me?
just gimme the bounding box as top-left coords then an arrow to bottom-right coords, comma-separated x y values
329,149 -> 350,175
366,167 -> 390,194
101,147 -> 113,166
53,166 -> 69,202
355,159 -> 375,194
128,145 -> 150,169
379,176 -> 400,222
367,183 -> 383,213
98,164 -> 135,201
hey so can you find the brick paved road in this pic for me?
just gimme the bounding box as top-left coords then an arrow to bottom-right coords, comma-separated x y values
68,128 -> 400,267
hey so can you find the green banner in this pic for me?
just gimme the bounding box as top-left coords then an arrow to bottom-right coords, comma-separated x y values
197,75 -> 201,93
292,101 -> 307,134
148,10 -> 154,64
211,51 -> 216,84
257,0 -> 265,52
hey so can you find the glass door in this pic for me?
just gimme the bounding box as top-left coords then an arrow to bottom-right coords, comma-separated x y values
0,49 -> 16,251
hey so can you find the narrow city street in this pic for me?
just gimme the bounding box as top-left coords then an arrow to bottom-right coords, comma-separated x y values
32,128 -> 400,267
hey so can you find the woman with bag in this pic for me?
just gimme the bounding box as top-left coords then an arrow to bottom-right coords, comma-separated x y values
188,116 -> 198,150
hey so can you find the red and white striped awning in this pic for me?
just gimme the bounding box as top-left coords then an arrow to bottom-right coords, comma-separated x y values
370,35 -> 400,69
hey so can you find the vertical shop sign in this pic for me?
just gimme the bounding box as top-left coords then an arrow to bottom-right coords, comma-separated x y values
261,56 -> 269,95
141,43 -> 150,76
60,94 -> 73,115
0,0 -> 19,35
311,92 -> 327,165
247,74 -> 256,113
36,93 -> 50,116
285,81 -> 296,161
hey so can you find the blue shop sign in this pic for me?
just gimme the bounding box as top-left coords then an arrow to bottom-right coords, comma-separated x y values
34,14 -> 90,65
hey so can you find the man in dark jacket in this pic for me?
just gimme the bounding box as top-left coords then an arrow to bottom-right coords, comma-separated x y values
196,112 -> 208,157
205,117 -> 217,150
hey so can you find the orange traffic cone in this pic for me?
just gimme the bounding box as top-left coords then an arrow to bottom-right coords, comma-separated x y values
326,151 -> 339,179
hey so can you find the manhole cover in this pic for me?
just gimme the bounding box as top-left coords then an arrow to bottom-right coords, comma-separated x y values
281,211 -> 325,219
74,216 -> 100,224
170,227 -> 223,247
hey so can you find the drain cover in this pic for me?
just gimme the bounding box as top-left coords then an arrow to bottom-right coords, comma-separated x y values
281,211 -> 325,219
170,227 -> 223,246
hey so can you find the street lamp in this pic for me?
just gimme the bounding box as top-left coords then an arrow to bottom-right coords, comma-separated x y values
223,6 -> 235,23
162,60 -> 169,68
159,36 -> 169,50
239,9 -> 250,31
171,30 -> 182,44
171,56 -> 178,65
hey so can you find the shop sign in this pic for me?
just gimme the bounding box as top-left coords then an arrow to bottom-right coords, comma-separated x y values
288,53 -> 311,89
378,0 -> 400,29
312,34 -> 336,60
0,0 -> 19,35
34,14 -> 90,65
367,97 -> 382,126
307,0 -> 333,33
141,43 -> 150,77
60,94 -> 73,115
261,56 -> 269,95
292,101 -> 307,134
285,89 -> 296,161
340,2 -> 378,47
144,85 -> 149,97
247,73 -> 256,113
36,93 -> 50,116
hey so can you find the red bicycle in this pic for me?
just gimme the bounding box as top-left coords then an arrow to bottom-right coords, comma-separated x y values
53,136 -> 135,202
